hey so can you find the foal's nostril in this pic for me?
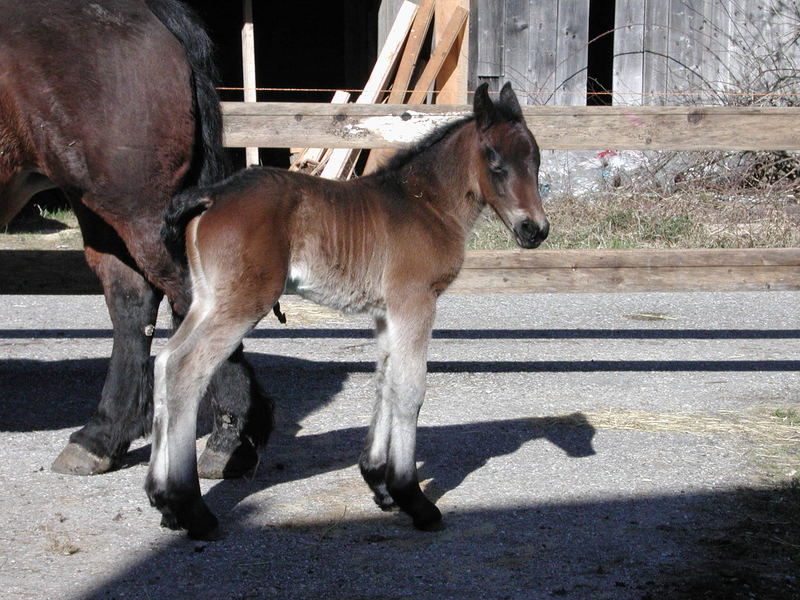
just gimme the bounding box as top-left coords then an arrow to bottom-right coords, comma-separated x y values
515,218 -> 549,248
520,220 -> 535,238
539,220 -> 550,241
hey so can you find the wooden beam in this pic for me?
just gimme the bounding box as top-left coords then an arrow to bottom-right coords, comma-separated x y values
289,90 -> 350,172
364,0 -> 436,174
407,6 -> 469,104
4,248 -> 799,295
452,249 -> 800,293
388,0 -> 436,104
434,0 -> 469,104
241,0 -> 259,166
221,103 -> 800,151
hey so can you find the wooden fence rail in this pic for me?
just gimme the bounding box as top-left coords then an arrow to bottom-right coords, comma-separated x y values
3,248 -> 799,295
3,104 -> 799,295
222,103 -> 800,151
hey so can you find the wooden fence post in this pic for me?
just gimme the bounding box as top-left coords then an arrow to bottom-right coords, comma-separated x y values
242,0 -> 259,166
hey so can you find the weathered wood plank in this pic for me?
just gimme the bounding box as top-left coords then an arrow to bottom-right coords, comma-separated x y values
642,0 -> 670,105
5,248 -> 799,295
555,0 -> 590,106
475,0 -> 504,80
667,0 -> 707,100
503,0 -> 532,102
451,265 -> 800,293
613,0 -> 644,105
388,0 -> 435,103
221,103 -> 800,150
462,248 -> 800,269
435,0 -> 470,104
452,248 -> 800,293
407,6 -> 469,103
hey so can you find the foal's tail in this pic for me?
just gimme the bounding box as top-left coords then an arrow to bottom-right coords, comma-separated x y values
146,0 -> 228,186
162,188 -> 213,264
162,188 -> 288,325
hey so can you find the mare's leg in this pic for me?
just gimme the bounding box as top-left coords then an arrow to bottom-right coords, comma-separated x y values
359,316 -> 395,510
198,343 -> 274,478
52,201 -> 162,475
364,294 -> 442,530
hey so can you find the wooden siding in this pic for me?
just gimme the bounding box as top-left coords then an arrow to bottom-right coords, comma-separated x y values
379,1 -> 799,107
614,0 -> 800,105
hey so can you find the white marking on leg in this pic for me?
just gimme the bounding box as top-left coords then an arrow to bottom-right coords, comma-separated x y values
384,302 -> 434,488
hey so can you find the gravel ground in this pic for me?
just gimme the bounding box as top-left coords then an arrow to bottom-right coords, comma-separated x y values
1,291 -> 798,599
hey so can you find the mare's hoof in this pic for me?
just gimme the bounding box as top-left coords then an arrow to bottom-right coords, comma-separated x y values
197,444 -> 258,479
51,443 -> 114,476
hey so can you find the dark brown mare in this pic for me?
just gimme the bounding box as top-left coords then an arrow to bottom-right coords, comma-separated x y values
0,0 -> 270,478
146,83 -> 549,539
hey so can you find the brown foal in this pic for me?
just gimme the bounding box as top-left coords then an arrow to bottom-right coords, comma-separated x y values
146,83 -> 549,539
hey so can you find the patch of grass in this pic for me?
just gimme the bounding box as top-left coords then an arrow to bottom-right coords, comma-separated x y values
772,408 -> 800,427
467,191 -> 800,251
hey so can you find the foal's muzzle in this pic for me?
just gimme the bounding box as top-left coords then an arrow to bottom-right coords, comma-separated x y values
514,218 -> 549,249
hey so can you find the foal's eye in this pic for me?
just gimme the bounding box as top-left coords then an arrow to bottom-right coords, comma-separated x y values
485,147 -> 506,176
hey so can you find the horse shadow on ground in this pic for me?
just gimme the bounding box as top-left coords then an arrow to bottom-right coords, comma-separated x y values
0,350 -> 596,517
201,412 -> 597,521
70,486 -> 799,600
3,348 -> 799,599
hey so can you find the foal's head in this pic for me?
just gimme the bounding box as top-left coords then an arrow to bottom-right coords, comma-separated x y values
472,83 -> 549,249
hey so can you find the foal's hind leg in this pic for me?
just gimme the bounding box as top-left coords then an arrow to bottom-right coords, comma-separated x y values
361,294 -> 442,530
145,301 -> 266,539
359,316 -> 396,510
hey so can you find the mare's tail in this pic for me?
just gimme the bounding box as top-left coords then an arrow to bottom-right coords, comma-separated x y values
146,0 -> 228,186
161,188 -> 213,264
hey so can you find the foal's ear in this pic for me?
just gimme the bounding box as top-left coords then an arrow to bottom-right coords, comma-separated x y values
473,82 -> 496,130
498,82 -> 524,122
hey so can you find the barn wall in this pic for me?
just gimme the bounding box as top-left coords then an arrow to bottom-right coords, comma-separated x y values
379,0 -> 799,107
472,0 -> 591,105
614,0 -> 800,105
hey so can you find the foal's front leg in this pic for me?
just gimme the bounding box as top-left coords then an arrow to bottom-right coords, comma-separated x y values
361,298 -> 442,530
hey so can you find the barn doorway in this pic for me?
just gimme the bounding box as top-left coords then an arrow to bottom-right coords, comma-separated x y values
190,0 -> 380,168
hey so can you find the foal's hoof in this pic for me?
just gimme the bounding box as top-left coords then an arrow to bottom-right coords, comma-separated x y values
51,443 -> 114,476
197,444 -> 258,479
149,491 -> 221,541
158,510 -> 221,541
412,505 -> 444,532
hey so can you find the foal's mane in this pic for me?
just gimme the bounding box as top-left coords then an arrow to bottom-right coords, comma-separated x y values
370,115 -> 475,178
